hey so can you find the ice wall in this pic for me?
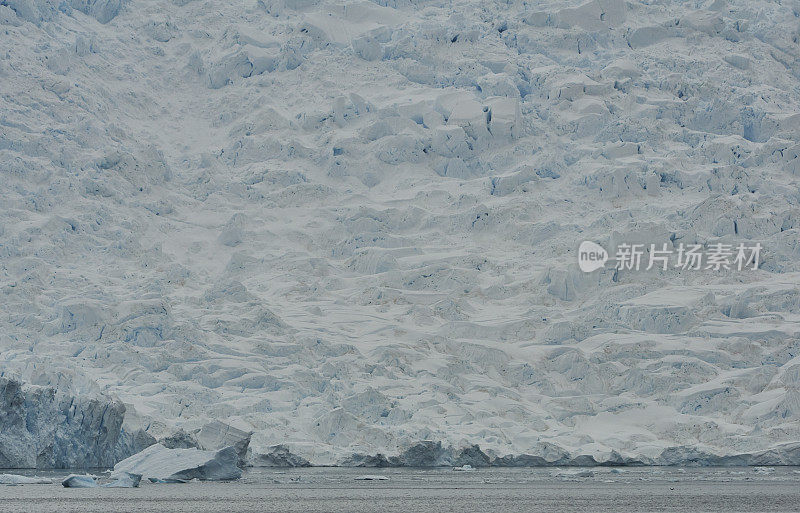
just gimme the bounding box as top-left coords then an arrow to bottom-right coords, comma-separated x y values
0,377 -> 152,468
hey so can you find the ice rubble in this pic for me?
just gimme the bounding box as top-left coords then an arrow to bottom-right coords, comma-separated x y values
1,0 -> 800,468
103,472 -> 142,488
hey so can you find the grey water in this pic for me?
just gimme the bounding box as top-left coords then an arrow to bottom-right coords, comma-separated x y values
2,467 -> 800,512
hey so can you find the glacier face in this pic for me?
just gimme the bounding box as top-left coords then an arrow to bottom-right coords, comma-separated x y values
1,0 -> 800,466
0,376 -> 151,468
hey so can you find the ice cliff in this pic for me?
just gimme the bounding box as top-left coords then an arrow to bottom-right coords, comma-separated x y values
1,0 -> 800,467
0,376 -> 151,468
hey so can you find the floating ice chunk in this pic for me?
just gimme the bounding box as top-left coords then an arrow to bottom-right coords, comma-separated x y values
112,444 -> 242,481
62,473 -> 140,488
0,474 -> 52,485
354,475 -> 389,480
452,464 -> 475,471
148,477 -> 187,483
103,472 -> 142,488
62,475 -> 99,488
551,469 -> 594,478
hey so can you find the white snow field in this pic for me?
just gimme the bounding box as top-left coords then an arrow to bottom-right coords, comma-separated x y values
1,0 -> 800,467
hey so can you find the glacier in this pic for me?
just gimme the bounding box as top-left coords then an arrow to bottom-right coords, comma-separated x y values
0,376 -> 152,468
1,0 -> 800,468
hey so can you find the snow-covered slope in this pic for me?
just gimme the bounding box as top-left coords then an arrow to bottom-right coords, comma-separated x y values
1,0 -> 800,466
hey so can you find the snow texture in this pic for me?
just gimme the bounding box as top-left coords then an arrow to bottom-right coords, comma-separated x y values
1,0 -> 800,467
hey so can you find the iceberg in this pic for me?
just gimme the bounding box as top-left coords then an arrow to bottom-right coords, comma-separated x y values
452,464 -> 475,472
103,473 -> 142,488
62,475 -> 100,488
0,474 -> 52,485
552,469 -> 595,479
112,444 -> 242,481
61,473 -> 141,488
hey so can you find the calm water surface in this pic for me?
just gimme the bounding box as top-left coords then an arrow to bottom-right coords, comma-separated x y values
1,466 -> 799,512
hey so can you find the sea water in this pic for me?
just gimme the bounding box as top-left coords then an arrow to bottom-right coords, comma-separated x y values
1,467 -> 799,512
